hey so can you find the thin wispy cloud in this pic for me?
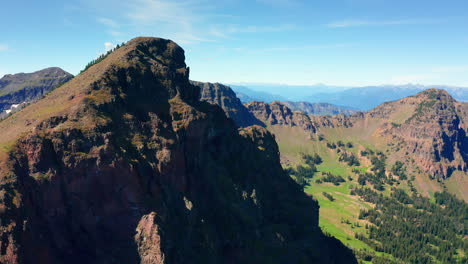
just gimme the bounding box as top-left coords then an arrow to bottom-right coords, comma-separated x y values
125,0 -> 198,25
83,0 -> 298,44
210,24 -> 297,38
390,74 -> 429,84
82,0 -> 214,44
97,17 -> 119,28
327,19 -> 439,28
256,0 -> 298,7
104,42 -> 115,52
0,44 -> 9,52
108,30 -> 124,37
228,24 -> 296,34
238,43 -> 353,54
97,17 -> 124,37
390,65 -> 468,85
432,65 -> 468,73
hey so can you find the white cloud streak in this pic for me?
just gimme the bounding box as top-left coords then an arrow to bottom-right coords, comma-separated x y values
327,19 -> 439,28
83,0 -> 298,44
432,65 -> 468,73
228,43 -> 353,55
125,0 -> 197,25
256,0 -> 298,7
209,24 -> 297,38
390,74 -> 429,84
0,44 -> 9,52
228,24 -> 296,34
390,65 -> 468,85
104,42 -> 115,52
97,17 -> 119,28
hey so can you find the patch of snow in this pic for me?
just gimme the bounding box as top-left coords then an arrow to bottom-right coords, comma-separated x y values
3,102 -> 25,115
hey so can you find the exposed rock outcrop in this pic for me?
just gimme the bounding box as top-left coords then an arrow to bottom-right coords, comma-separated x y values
191,81 -> 263,127
381,89 -> 467,179
245,101 -> 317,134
310,89 -> 467,179
0,37 -> 355,264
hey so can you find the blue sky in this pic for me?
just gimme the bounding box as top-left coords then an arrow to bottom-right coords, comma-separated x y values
1,0 -> 468,86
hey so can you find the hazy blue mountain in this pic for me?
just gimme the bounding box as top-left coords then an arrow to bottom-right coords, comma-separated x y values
229,85 -> 287,103
230,83 -> 345,101
305,85 -> 468,110
227,84 -> 357,116
283,101 -> 358,116
230,83 -> 468,110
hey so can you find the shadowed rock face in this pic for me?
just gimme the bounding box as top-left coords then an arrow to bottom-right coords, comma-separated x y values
0,37 -> 356,264
245,101 -> 317,134
192,81 -> 264,127
0,67 -> 73,113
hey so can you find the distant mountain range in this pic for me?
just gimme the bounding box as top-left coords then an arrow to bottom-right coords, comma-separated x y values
230,83 -> 468,110
229,83 -> 345,101
230,85 -> 357,116
229,85 -> 287,103
304,85 -> 468,110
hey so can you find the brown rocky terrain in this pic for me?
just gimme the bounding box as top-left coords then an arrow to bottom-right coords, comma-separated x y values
0,67 -> 73,114
312,89 -> 467,180
0,37 -> 356,264
245,101 -> 317,134
374,89 -> 467,179
191,81 -> 263,127
209,88 -> 465,197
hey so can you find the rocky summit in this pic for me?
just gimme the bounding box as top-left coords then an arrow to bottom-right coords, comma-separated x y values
0,37 -> 355,264
371,89 -> 468,179
305,89 -> 467,180
0,67 -> 73,115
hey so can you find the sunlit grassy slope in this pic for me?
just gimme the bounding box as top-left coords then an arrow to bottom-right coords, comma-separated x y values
268,125 -> 423,262
269,126 -> 371,246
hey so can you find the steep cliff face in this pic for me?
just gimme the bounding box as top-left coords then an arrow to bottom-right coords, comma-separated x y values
310,89 -> 467,179
191,81 -> 263,127
379,89 -> 468,179
0,37 -> 355,264
0,67 -> 73,114
245,101 -> 317,134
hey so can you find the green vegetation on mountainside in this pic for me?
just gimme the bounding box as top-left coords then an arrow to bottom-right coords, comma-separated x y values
270,125 -> 467,264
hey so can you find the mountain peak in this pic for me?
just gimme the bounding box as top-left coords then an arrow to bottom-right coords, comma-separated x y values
0,67 -> 73,117
355,88 -> 466,179
0,37 -> 356,263
415,88 -> 454,101
0,37 -> 196,163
